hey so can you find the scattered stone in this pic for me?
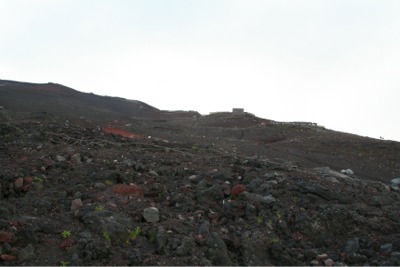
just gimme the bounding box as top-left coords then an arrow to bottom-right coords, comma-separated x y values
310,259 -> 319,266
171,195 -> 196,211
269,242 -> 293,265
71,198 -> 83,212
220,227 -> 228,234
0,254 -> 17,261
295,181 -> 349,203
0,231 -> 16,243
156,227 -> 168,254
2,242 -> 12,254
60,238 -> 75,250
262,194 -> 277,204
198,184 -> 224,201
242,192 -> 276,206
55,155 -> 66,161
346,253 -> 367,265
231,184 -> 246,195
69,253 -> 81,266
94,182 -> 106,189
240,230 -> 273,266
265,173 -> 276,179
14,178 -> 24,190
194,234 -> 207,246
316,253 -> 329,261
73,191 -> 83,199
176,236 -> 196,256
390,178 -> 400,186
18,244 -> 35,261
380,243 -> 393,254
341,168 -> 354,175
143,207 -> 160,223
324,258 -> 334,266
149,170 -> 159,177
323,176 -> 339,183
206,232 -> 232,265
18,227 -> 39,244
368,195 -> 393,207
390,252 -> 400,265
390,178 -> 400,191
222,183 -> 231,195
276,219 -> 289,235
8,183 -> 15,196
303,249 -> 318,261
198,257 -> 212,266
198,221 -> 210,235
188,175 -> 197,182
112,184 -> 141,195
245,203 -> 257,220
81,211 -> 132,241
23,176 -> 34,184
71,153 -> 82,164
345,238 -> 360,254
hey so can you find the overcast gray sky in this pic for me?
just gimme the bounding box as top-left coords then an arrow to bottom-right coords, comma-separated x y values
1,0 -> 399,141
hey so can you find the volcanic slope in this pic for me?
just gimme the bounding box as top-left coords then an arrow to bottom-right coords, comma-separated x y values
0,79 -> 159,122
1,79 -> 400,266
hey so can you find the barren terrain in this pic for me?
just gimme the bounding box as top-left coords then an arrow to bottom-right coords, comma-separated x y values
1,80 -> 400,266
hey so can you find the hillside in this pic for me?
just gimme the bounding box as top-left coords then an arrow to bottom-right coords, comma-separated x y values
0,80 -> 159,122
1,79 -> 400,266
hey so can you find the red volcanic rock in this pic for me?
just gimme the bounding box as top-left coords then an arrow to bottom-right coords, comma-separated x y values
0,231 -> 16,243
23,176 -> 34,184
0,254 -> 17,261
231,184 -> 246,196
113,184 -> 141,195
103,127 -> 139,139
43,158 -> 55,167
70,198 -> 83,212
59,238 -> 75,250
14,178 -> 24,190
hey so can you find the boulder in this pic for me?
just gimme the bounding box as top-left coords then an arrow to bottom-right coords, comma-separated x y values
0,231 -> 16,243
14,178 -> 24,190
198,184 -> 224,202
390,178 -> 400,190
143,207 -> 160,223
206,232 -> 232,265
71,198 -> 83,212
71,153 -> 82,164
345,238 -> 360,254
341,168 -> 354,176
380,243 -> 393,254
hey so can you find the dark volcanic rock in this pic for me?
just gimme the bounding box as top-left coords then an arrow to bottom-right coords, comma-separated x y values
240,230 -> 273,266
345,238 -> 360,254
1,79 -> 400,266
206,232 -> 233,265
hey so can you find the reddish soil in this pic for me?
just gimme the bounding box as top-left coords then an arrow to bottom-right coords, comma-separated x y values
103,127 -> 141,139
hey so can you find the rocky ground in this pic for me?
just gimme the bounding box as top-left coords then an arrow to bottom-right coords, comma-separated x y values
1,80 -> 400,266
1,109 -> 400,266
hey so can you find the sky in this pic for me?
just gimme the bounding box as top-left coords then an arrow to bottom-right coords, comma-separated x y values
1,0 -> 400,142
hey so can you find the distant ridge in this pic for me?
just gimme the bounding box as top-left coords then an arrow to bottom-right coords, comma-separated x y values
0,79 -> 159,122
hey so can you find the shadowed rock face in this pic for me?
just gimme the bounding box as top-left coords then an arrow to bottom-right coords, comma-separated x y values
0,79 -> 400,266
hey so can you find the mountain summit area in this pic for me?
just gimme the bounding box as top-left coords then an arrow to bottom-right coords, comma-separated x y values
1,79 -> 400,266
